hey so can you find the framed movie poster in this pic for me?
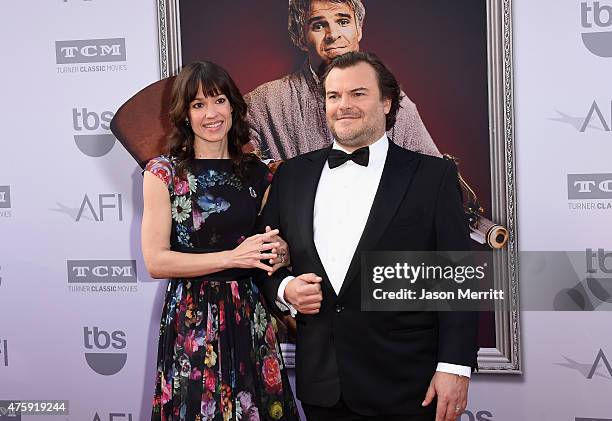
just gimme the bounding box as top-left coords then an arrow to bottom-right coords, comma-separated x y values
153,0 -> 520,373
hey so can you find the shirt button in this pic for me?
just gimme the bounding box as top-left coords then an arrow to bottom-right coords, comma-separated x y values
335,304 -> 344,313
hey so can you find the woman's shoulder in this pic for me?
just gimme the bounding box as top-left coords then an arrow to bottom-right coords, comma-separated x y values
144,155 -> 175,186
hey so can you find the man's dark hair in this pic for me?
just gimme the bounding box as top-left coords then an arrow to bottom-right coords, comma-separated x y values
321,51 -> 403,131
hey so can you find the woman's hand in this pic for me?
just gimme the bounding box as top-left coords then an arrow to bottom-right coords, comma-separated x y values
227,230 -> 280,272
264,225 -> 291,275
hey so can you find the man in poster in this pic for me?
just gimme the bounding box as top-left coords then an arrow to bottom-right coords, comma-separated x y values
245,0 -> 441,160
259,51 -> 478,421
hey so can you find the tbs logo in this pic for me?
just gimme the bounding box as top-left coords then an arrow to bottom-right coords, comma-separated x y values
73,108 -> 116,157
581,2 -> 612,57
83,327 -> 127,375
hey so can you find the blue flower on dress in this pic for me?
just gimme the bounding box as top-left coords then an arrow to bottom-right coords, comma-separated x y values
197,191 -> 231,220
175,224 -> 193,248
198,170 -> 243,191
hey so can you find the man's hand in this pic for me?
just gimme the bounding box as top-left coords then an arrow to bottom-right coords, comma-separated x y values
422,372 -> 469,421
284,273 -> 323,314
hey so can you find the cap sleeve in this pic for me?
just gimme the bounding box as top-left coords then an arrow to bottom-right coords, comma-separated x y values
144,155 -> 175,188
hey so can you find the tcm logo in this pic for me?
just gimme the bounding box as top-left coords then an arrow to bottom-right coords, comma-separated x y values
0,340 -> 8,367
459,410 -> 494,421
55,38 -> 126,64
67,260 -> 137,284
568,174 -> 612,199
581,2 -> 612,57
83,327 -> 127,375
93,413 -> 133,421
53,193 -> 123,222
73,108 -> 116,157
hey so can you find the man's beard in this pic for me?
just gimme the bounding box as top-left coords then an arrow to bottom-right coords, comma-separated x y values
330,118 -> 380,149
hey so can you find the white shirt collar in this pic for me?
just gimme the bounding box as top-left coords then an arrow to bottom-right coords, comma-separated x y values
331,133 -> 389,167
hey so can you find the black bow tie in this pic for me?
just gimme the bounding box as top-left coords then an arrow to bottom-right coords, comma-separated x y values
327,147 -> 370,169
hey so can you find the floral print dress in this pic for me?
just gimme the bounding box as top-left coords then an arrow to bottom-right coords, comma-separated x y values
145,156 -> 298,421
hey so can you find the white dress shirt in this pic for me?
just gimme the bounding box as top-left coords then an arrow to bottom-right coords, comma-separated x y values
277,134 -> 471,377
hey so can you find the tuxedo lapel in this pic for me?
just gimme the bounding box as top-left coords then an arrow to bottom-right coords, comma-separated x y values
337,142 -> 421,299
295,147 -> 336,296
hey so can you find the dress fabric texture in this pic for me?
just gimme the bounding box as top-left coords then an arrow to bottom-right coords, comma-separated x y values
145,156 -> 298,421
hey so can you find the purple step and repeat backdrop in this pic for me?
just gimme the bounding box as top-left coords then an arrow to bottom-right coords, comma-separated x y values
1,1 -> 612,420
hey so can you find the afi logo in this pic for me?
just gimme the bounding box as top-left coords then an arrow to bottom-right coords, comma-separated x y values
557,349 -> 612,380
581,2 -> 612,57
93,413 -> 133,421
73,108 -> 116,157
76,194 -> 123,221
67,260 -> 137,284
580,100 -> 612,132
588,349 -> 612,378
83,327 -> 127,376
568,174 -> 612,199
55,38 -> 126,64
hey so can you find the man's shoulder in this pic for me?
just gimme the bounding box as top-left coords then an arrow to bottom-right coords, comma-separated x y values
276,147 -> 329,173
391,141 -> 450,172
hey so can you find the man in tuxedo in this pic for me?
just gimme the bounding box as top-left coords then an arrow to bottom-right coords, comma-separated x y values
260,51 -> 478,421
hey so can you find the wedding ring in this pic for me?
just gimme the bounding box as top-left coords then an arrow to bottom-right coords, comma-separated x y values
455,406 -> 461,413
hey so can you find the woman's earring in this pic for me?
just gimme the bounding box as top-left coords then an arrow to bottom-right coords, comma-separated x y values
185,118 -> 190,126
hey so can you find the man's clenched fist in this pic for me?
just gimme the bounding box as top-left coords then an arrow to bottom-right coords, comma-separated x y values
284,273 -> 323,314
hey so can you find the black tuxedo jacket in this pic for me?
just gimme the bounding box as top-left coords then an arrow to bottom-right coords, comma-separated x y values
259,141 -> 478,416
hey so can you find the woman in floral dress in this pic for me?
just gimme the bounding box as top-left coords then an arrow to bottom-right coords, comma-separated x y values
141,61 -> 298,421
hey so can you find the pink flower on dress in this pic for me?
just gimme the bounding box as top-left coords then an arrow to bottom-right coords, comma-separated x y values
238,391 -> 260,421
204,368 -> 216,392
174,176 -> 190,195
262,355 -> 282,394
161,376 -> 173,405
265,323 -> 276,347
184,330 -> 199,356
201,398 -> 216,420
230,281 -> 240,300
193,207 -> 203,230
189,367 -> 202,380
